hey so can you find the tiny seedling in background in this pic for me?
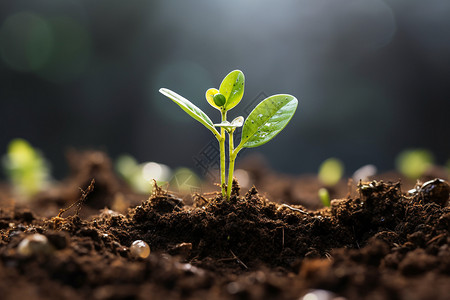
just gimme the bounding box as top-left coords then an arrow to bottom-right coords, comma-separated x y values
318,157 -> 344,186
169,168 -> 201,194
395,149 -> 434,180
318,187 -> 331,207
317,158 -> 343,207
1,138 -> 51,198
115,154 -> 171,193
160,70 -> 298,200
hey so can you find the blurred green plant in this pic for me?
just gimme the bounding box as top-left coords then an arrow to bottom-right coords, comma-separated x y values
318,187 -> 331,207
395,149 -> 434,180
318,157 -> 344,186
160,70 -> 298,200
1,138 -> 51,198
446,159 -> 450,176
115,155 -> 171,193
169,168 -> 201,194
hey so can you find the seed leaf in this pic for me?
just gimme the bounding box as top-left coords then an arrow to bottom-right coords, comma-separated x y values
240,94 -> 298,148
219,70 -> 245,111
205,88 -> 221,110
159,88 -> 219,137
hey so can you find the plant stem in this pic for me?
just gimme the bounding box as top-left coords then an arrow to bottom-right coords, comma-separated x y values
220,110 -> 227,197
226,130 -> 235,200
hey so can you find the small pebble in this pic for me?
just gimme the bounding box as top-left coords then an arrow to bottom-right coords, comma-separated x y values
17,234 -> 52,256
226,281 -> 242,294
420,179 -> 449,206
168,242 -> 192,258
130,240 -> 150,258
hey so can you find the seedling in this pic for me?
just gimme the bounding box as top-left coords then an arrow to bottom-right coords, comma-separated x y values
395,149 -> 434,180
2,138 -> 51,198
115,155 -> 171,193
318,157 -> 344,186
160,70 -> 298,200
317,158 -> 343,207
318,187 -> 331,207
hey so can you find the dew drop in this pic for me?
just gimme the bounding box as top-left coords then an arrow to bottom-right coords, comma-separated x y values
130,240 -> 150,258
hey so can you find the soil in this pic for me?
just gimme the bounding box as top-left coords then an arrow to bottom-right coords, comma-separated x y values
0,151 -> 449,300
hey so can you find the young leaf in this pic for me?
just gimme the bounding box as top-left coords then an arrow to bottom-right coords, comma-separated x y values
159,88 -> 220,138
231,116 -> 244,127
205,88 -> 221,110
219,70 -> 245,111
240,94 -> 298,148
214,116 -> 244,132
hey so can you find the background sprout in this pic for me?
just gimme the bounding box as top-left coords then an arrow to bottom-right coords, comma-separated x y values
447,159 -> 450,176
169,167 -> 201,195
115,155 -> 171,193
1,138 -> 51,198
318,157 -> 344,186
160,70 -> 298,200
395,149 -> 434,180
318,187 -> 331,207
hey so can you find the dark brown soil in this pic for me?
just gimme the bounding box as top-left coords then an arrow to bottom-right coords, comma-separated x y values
0,151 -> 449,300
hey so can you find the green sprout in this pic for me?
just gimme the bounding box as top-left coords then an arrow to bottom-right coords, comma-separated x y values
318,187 -> 331,207
318,157 -> 344,187
395,149 -> 434,180
317,158 -> 343,207
1,138 -> 51,198
160,70 -> 298,200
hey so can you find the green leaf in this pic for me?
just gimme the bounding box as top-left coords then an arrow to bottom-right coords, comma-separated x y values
159,88 -> 220,138
219,70 -> 245,111
240,94 -> 298,148
205,88 -> 221,110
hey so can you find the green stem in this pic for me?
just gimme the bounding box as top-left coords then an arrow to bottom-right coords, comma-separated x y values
220,110 -> 227,197
226,130 -> 235,200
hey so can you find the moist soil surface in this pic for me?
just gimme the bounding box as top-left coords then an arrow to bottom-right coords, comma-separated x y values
0,151 -> 449,300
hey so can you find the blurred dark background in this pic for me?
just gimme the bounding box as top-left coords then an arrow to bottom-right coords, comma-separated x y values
0,0 -> 449,179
